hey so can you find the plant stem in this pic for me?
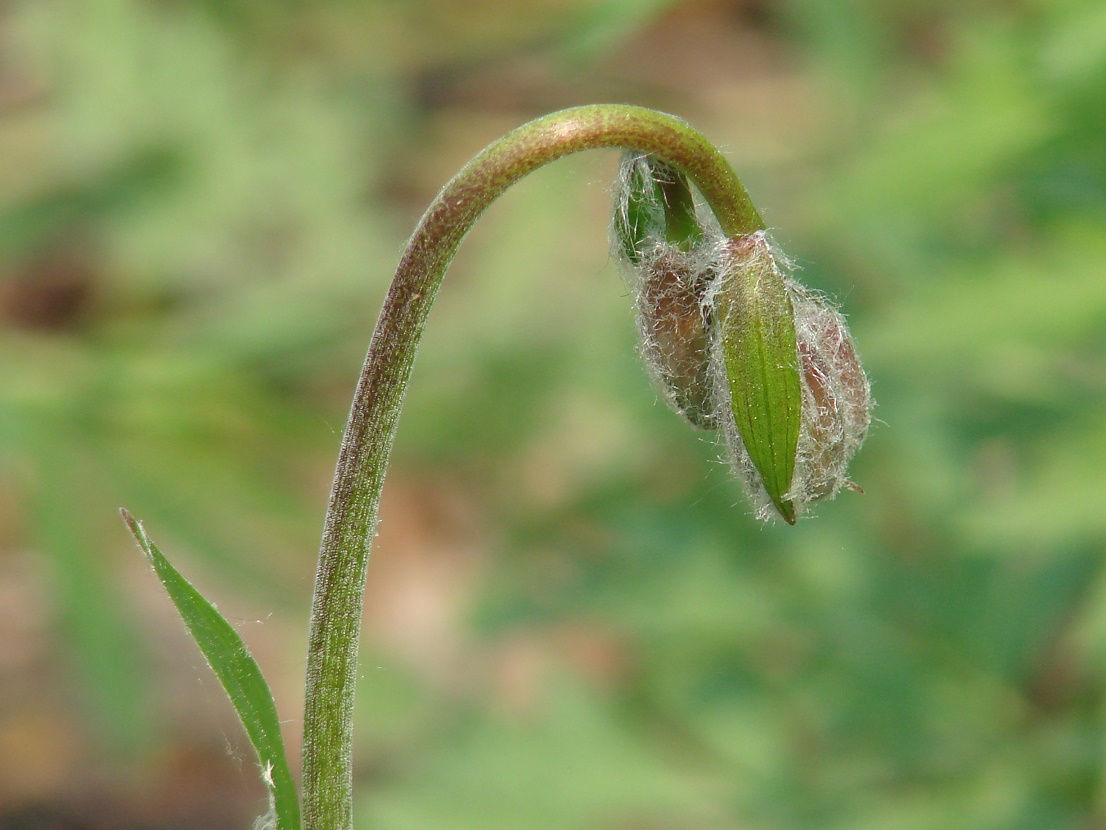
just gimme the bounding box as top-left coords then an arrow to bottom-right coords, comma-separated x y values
301,103 -> 766,830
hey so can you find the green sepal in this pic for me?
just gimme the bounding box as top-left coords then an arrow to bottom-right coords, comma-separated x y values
614,152 -> 704,264
715,235 -> 802,523
121,509 -> 302,830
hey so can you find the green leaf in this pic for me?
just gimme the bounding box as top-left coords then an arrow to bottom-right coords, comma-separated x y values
121,509 -> 301,830
716,234 -> 802,523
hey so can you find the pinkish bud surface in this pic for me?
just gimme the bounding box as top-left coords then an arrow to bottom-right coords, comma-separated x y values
632,245 -> 718,430
788,284 -> 871,507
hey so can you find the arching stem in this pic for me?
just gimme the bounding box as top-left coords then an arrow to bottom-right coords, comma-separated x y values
301,104 -> 765,830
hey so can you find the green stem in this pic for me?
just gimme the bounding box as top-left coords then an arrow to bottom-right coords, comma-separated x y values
300,103 -> 765,830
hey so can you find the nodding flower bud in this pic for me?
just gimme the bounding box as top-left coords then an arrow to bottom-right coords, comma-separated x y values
613,152 -> 717,429
611,156 -> 870,523
711,232 -> 871,523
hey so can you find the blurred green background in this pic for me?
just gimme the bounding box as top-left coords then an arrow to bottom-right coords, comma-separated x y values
3,0 -> 1106,827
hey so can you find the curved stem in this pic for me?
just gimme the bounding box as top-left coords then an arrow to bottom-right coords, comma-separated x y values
301,104 -> 765,830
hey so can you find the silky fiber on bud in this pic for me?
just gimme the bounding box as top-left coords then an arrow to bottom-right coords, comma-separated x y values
612,152 -> 719,430
710,232 -> 871,522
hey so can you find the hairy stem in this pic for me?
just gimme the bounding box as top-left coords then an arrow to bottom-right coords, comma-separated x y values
301,104 -> 765,830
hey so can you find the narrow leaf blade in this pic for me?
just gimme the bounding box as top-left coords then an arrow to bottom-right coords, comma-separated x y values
717,235 -> 802,523
121,509 -> 301,830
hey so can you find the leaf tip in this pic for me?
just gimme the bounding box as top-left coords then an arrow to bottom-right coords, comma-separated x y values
120,508 -> 153,558
775,498 -> 797,525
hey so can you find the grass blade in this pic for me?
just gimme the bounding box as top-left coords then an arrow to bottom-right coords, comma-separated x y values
121,509 -> 301,830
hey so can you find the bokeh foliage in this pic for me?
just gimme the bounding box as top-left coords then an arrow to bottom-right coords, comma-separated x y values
2,0 -> 1106,827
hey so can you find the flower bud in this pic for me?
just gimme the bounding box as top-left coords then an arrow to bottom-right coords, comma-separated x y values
612,157 -> 870,522
632,247 -> 718,429
612,152 -> 718,429
711,232 -> 871,522
789,284 -> 871,505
